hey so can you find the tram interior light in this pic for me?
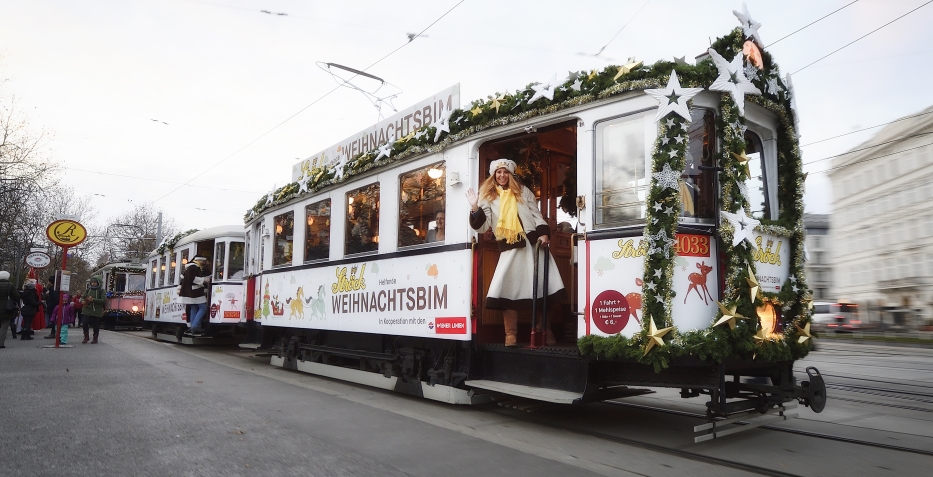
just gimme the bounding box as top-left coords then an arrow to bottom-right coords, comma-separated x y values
161,264 -> 166,271
275,224 -> 283,234
428,168 -> 443,179
348,197 -> 354,204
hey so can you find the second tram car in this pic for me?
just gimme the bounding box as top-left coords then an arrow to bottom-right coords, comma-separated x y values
241,6 -> 826,437
145,226 -> 247,344
89,261 -> 147,330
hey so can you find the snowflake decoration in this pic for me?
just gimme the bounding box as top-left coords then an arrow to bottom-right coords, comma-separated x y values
652,163 -> 682,191
644,70 -> 703,123
647,229 -> 676,259
708,48 -> 761,117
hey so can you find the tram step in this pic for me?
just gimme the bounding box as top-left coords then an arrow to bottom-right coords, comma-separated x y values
465,380 -> 583,404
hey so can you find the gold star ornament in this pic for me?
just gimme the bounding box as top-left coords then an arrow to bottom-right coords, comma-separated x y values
644,318 -> 673,356
470,105 -> 483,117
745,266 -> 761,303
731,151 -> 751,177
613,59 -> 644,81
796,322 -> 813,344
714,301 -> 747,330
489,94 -> 507,114
587,69 -> 598,81
752,327 -> 769,344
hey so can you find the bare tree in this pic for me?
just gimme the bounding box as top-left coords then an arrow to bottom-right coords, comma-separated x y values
102,204 -> 179,263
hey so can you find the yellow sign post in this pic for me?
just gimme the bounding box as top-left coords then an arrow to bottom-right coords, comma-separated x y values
44,219 -> 87,348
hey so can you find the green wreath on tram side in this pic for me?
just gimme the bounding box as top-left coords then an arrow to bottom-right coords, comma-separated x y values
245,26 -> 813,371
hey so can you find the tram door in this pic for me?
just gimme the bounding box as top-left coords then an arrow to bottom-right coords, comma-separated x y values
475,120 -> 577,345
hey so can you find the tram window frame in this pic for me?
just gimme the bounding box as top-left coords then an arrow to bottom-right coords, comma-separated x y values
679,108 -> 717,223
593,110 -> 655,228
273,211 -> 295,267
168,254 -> 177,285
214,241 -> 227,280
149,259 -> 158,288
228,241 -> 245,280
178,249 -> 190,285
398,161 -> 446,248
305,199 -> 331,263
345,182 -> 381,255
743,130 -> 770,220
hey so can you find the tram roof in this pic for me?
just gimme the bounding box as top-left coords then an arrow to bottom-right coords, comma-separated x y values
90,261 -> 147,274
147,225 -> 245,258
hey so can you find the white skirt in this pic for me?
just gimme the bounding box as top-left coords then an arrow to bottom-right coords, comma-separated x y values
485,239 -> 565,311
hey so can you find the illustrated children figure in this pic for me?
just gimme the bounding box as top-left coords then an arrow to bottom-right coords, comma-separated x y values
51,294 -> 76,344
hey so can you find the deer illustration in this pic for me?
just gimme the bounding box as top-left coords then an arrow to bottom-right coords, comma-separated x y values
286,286 -> 305,320
684,261 -> 714,305
625,278 -> 643,324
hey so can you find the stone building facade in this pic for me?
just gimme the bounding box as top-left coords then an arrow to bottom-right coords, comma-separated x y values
803,214 -> 831,301
829,105 -> 933,330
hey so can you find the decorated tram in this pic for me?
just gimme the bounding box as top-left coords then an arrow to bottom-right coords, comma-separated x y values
242,6 -> 825,437
89,261 -> 147,330
144,226 -> 248,344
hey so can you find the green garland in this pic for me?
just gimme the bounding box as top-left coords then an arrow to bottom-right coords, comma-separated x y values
244,23 -> 813,370
579,27 -> 812,369
156,229 -> 199,255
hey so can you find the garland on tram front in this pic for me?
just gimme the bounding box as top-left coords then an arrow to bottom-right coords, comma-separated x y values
245,8 -> 814,371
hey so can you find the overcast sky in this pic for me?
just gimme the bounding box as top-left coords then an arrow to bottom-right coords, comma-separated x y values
2,0 -> 931,231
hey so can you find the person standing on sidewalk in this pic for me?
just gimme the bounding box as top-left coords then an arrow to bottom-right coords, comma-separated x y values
81,276 -> 105,344
51,294 -> 75,345
0,271 -> 20,348
72,293 -> 83,328
42,276 -> 59,339
19,279 -> 41,340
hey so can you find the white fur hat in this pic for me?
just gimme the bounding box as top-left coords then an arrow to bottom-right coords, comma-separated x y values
489,158 -> 516,176
0,271 -> 9,280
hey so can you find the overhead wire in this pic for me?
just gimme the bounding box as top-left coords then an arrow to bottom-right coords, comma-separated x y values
800,109 -> 933,147
803,132 -> 933,166
765,0 -> 859,48
806,140 -> 933,176
591,0 -> 652,58
792,0 -> 933,74
152,0 -> 466,204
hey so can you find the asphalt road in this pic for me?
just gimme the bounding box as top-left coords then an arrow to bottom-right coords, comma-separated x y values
2,329 -> 609,477
5,329 -> 933,477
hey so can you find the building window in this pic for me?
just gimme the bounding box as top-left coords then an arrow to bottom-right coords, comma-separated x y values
273,211 -> 294,267
399,162 -> 446,247
346,183 -> 380,255
594,111 -> 653,227
305,199 -> 331,262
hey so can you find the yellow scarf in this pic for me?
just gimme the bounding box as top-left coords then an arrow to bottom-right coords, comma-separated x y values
495,187 -> 525,244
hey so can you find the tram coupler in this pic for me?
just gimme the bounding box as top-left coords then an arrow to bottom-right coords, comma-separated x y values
795,366 -> 826,413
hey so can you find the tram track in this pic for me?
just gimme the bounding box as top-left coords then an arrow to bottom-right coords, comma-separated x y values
600,400 -> 933,458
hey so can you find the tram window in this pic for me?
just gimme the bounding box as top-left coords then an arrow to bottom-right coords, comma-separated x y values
399,162 -> 446,247
273,211 -> 294,267
156,257 -> 164,287
127,274 -> 145,292
681,108 -> 717,221
744,130 -> 769,219
305,199 -> 331,262
149,259 -> 158,288
214,242 -> 226,280
179,250 -> 190,284
169,255 -> 177,285
228,242 -> 245,279
115,274 -> 127,292
595,111 -> 652,227
346,182 -> 380,255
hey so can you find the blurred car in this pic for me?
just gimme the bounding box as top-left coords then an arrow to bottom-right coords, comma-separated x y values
812,301 -> 863,332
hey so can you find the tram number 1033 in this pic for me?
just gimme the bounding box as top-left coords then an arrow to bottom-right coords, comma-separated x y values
675,234 -> 711,257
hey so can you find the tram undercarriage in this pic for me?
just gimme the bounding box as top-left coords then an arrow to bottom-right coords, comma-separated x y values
269,328 -> 825,420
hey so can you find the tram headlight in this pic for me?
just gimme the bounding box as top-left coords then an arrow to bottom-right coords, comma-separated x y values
131,305 -> 139,312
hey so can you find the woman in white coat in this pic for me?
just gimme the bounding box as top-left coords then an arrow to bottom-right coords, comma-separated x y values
466,159 -> 564,346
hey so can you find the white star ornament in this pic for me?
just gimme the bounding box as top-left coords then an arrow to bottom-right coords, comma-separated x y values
720,208 -> 760,250
733,2 -> 763,46
707,48 -> 761,117
644,70 -> 703,123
